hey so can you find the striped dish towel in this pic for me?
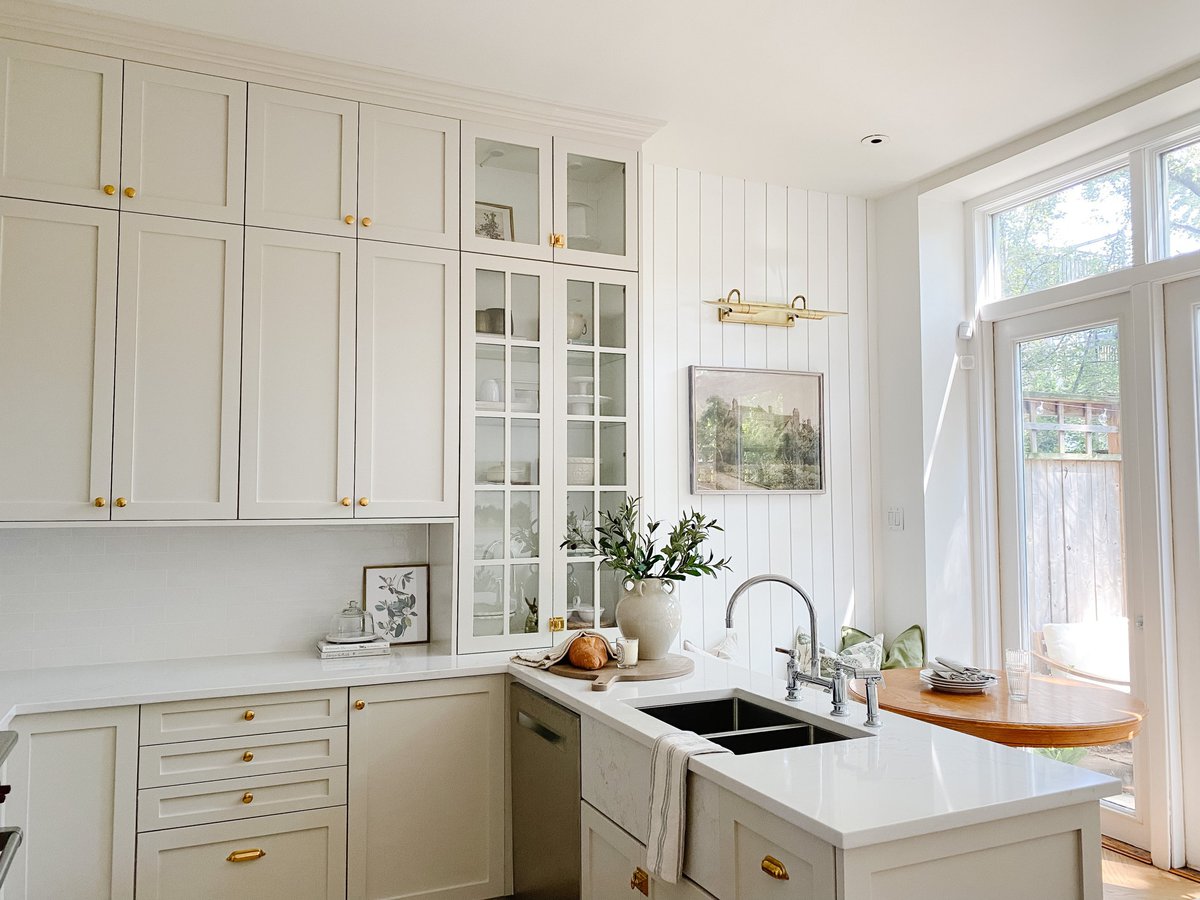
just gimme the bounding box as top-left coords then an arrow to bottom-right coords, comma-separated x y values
646,731 -> 732,883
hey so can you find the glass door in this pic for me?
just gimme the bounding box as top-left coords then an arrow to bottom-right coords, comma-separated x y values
461,122 -> 553,261
1165,274 -> 1200,867
554,267 -> 639,634
553,139 -> 638,271
459,255 -> 554,652
995,293 -> 1153,848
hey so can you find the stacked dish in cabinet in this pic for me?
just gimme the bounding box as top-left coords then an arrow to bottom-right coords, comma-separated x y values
134,689 -> 349,900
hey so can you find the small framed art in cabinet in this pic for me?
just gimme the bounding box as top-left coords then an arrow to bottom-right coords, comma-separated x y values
362,564 -> 430,645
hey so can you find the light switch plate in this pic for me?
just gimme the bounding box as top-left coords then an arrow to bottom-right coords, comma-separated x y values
886,507 -> 905,531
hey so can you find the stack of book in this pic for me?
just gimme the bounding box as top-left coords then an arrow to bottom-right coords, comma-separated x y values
316,636 -> 391,660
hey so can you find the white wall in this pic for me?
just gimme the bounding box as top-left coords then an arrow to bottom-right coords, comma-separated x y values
641,164 -> 874,679
0,524 -> 434,670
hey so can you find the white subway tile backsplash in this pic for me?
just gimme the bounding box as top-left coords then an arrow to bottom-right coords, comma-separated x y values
0,524 -> 433,670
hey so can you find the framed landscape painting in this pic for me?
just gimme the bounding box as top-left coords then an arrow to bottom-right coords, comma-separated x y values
362,564 -> 430,645
689,366 -> 825,493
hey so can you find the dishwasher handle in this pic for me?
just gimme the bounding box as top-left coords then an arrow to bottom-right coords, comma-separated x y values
517,710 -> 565,746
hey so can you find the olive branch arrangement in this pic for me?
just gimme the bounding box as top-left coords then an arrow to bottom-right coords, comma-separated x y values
560,496 -> 733,583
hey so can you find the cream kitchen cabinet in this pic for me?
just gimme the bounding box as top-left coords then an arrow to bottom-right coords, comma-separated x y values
246,85 -> 359,237
112,214 -> 243,520
581,802 -> 715,900
1,706 -> 139,900
717,792 -> 836,899
355,242 -> 459,517
0,199 -> 118,522
120,63 -> 247,223
0,40 -> 122,209
553,138 -> 638,271
347,675 -> 506,899
239,228 -> 357,519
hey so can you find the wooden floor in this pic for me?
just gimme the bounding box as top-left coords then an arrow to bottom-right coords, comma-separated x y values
1104,850 -> 1200,898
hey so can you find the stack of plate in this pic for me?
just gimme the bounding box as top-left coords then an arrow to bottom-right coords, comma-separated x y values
919,668 -> 998,694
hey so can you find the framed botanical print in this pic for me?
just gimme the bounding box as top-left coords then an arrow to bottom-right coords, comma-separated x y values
362,564 -> 430,644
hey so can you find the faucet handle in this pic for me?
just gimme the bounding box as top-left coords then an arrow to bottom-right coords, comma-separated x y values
774,646 -> 797,659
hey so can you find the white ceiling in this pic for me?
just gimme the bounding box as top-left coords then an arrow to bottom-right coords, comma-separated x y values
43,0 -> 1200,197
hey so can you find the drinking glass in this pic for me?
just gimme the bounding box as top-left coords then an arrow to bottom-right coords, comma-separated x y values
1005,649 -> 1031,702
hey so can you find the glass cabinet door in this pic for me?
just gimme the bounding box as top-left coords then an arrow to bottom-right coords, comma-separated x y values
460,255 -> 554,652
553,139 -> 638,271
462,122 -> 553,261
554,267 -> 639,632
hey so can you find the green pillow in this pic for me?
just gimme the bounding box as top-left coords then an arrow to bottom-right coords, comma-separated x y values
841,624 -> 925,669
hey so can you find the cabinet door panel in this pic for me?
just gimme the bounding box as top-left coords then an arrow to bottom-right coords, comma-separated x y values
347,676 -> 505,899
581,802 -> 715,899
121,63 -> 247,223
0,199 -> 117,521
112,215 -> 242,520
247,85 -> 358,237
461,121 -> 553,261
553,138 -> 638,271
359,105 -> 458,249
355,243 -> 458,517
240,228 -> 356,518
4,707 -> 138,900
0,40 -> 121,208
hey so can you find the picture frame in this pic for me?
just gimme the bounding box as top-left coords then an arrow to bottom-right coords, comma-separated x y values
689,366 -> 826,494
362,564 -> 430,645
474,201 -> 515,242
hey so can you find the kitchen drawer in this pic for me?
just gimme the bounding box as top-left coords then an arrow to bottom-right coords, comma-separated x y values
581,802 -> 715,899
138,766 -> 346,831
136,806 -> 346,900
139,726 -> 348,787
720,792 -> 835,899
141,688 -> 348,744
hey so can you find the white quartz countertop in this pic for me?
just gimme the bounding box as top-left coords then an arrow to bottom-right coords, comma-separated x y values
0,646 -> 1119,849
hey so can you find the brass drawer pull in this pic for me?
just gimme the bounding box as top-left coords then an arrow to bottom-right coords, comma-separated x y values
761,854 -> 789,880
354,699 -> 366,711
243,710 -> 255,721
630,866 -> 649,895
242,751 -> 254,762
226,848 -> 266,863
241,792 -> 254,804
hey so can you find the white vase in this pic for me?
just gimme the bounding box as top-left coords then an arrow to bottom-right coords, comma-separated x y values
616,578 -> 681,660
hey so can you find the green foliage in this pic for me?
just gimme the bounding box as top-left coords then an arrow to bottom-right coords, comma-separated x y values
560,496 -> 733,583
1165,139 -> 1200,255
695,393 -> 821,491
1019,324 -> 1120,400
1032,746 -> 1089,766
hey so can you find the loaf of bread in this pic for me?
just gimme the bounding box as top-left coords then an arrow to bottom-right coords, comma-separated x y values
568,635 -> 609,670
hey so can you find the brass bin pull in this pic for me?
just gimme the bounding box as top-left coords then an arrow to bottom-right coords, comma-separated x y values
630,866 -> 649,895
243,710 -> 255,721
226,848 -> 266,863
761,854 -> 789,880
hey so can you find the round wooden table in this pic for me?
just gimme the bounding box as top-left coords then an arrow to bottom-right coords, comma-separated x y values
848,667 -> 1146,747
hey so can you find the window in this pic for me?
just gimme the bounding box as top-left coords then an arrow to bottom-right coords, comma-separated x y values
992,167 -> 1133,299
1162,138 -> 1200,258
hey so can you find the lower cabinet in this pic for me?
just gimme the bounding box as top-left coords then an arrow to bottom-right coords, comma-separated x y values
135,807 -> 347,900
718,793 -> 836,899
347,675 -> 506,900
581,802 -> 715,900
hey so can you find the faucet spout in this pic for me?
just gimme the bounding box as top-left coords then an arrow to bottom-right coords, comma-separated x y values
724,574 -> 821,682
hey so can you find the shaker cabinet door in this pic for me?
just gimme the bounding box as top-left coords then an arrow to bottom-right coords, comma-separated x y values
552,138 -> 638,271
120,62 -> 247,223
240,228 -> 356,519
355,242 -> 458,518
0,40 -> 122,208
358,105 -> 458,249
461,121 -> 553,261
111,215 -> 243,520
246,85 -> 358,237
0,199 -> 118,521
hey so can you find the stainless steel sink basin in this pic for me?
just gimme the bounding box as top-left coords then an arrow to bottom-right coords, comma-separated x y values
632,694 -> 862,755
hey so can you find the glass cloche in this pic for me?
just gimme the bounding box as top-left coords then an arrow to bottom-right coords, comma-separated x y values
327,599 -> 373,643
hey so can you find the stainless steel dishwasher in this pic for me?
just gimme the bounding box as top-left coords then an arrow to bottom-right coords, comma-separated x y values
510,680 -> 581,899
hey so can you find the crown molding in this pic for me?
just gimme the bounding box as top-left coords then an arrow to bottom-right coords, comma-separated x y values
0,0 -> 664,146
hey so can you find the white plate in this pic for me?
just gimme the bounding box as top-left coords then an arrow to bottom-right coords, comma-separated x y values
919,670 -> 995,693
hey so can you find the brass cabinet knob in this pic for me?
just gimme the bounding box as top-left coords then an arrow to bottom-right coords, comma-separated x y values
761,855 -> 789,880
354,699 -> 365,711
241,791 -> 254,804
242,751 -> 254,762
226,848 -> 266,863
103,184 -> 116,195
630,867 -> 649,895
358,497 -> 369,507
344,214 -> 355,225
361,217 -> 373,227
114,497 -> 127,508
243,710 -> 255,721
123,187 -> 136,198
93,497 -> 106,508
340,496 -> 351,507
550,232 -> 565,249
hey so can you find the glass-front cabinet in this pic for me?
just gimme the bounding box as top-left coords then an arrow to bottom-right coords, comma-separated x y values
461,122 -> 637,271
459,256 -> 638,652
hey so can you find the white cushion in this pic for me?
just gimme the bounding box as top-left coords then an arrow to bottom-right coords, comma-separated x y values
1041,618 -> 1130,683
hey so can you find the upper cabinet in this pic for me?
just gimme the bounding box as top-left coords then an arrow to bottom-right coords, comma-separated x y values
0,41 -> 122,208
246,85 -> 359,237
120,63 -> 247,223
462,121 -> 638,270
358,105 -> 459,249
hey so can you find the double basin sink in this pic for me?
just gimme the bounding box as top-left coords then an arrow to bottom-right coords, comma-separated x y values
630,694 -> 862,755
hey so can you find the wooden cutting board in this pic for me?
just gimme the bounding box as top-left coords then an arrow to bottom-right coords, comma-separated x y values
548,654 -> 695,691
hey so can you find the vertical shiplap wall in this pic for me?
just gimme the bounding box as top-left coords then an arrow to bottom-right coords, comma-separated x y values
642,165 -> 874,679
